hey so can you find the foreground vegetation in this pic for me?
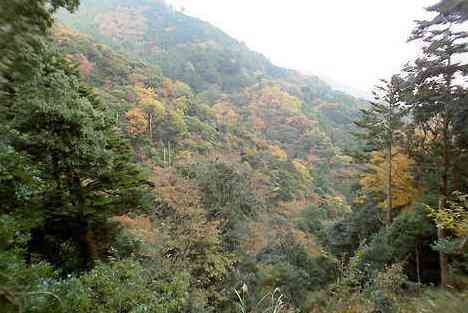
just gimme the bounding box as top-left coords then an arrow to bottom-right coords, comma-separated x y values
1,0 -> 467,312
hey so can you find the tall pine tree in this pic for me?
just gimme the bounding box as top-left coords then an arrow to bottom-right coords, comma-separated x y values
1,0 -> 152,272
404,8 -> 467,287
354,75 -> 406,224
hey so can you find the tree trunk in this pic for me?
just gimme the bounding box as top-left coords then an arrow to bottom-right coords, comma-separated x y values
416,243 -> 421,284
438,219 -> 449,287
385,144 -> 393,225
166,143 -> 169,167
437,138 -> 449,288
148,114 -> 153,141
439,116 -> 450,288
385,97 -> 393,225
437,53 -> 456,287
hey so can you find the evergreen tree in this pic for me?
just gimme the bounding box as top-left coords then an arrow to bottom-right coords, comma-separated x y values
428,0 -> 468,23
1,0 -> 151,272
404,10 -> 467,287
0,0 -> 80,89
354,76 -> 406,224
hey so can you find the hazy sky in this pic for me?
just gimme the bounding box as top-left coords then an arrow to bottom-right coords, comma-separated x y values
167,0 -> 437,95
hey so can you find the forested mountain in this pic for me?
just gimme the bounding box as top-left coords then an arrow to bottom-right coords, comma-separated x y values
58,0 -> 287,91
1,1 -> 467,313
57,0 -> 364,147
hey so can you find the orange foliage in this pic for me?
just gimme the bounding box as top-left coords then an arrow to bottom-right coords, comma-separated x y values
161,79 -> 174,98
114,215 -> 155,243
269,144 -> 288,160
137,86 -> 165,114
152,166 -> 203,215
291,229 -> 321,256
212,102 -> 238,129
126,107 -> 148,135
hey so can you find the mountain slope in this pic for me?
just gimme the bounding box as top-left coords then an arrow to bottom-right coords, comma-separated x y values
58,0 -> 287,92
58,0 -> 366,149
53,3 -> 368,306
55,0 -> 368,209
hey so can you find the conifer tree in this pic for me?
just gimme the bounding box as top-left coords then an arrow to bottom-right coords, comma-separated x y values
404,9 -> 467,287
354,76 -> 406,224
0,0 -> 80,89
1,0 -> 151,271
429,0 -> 468,23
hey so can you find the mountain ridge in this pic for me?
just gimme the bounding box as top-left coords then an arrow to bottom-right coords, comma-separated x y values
57,0 -> 363,103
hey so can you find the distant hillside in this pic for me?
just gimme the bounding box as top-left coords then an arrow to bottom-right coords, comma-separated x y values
58,0 -> 366,149
58,0 -> 288,92
54,0 -> 368,252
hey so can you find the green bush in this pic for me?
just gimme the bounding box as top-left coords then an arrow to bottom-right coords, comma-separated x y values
256,237 -> 336,309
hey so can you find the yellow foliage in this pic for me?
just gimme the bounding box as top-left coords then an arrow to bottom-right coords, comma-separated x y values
292,159 -> 313,183
173,80 -> 192,97
269,144 -> 288,160
212,102 -> 238,129
175,150 -> 193,162
360,150 -> 420,209
244,147 -> 257,158
258,84 -> 302,113
174,96 -> 189,113
134,85 -> 165,116
161,79 -> 174,98
427,192 -> 468,237
323,195 -> 352,217
126,107 -> 148,135
168,109 -> 187,134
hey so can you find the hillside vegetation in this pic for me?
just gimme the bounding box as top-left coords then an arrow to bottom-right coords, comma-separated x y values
1,0 -> 467,312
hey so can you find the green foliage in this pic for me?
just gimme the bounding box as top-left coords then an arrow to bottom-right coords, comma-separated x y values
1,0 -> 152,279
1,45 -> 152,271
180,160 -> 261,251
3,1 -> 467,313
255,237 -> 336,309
360,211 -> 434,273
326,199 -> 383,257
58,0 -> 287,92
403,289 -> 468,313
234,287 -> 291,313
0,0 -> 80,88
46,260 -> 191,313
354,76 -> 406,151
1,256 -> 194,313
296,203 -> 328,242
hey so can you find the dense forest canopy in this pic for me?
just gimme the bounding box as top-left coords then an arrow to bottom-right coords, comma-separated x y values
0,0 -> 467,312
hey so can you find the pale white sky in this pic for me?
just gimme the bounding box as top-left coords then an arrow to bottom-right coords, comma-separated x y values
167,0 -> 437,95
